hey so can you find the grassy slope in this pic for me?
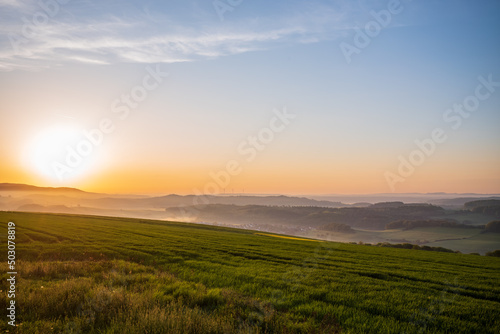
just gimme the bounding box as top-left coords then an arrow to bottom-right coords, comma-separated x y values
1,212 -> 499,333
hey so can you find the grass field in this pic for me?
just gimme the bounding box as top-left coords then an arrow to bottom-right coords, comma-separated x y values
425,233 -> 500,255
254,233 -> 323,242
1,212 -> 499,333
431,212 -> 494,225
306,227 -> 500,254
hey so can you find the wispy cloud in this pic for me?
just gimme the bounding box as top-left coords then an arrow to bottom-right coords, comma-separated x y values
0,1 -> 357,71
1,23 -> 316,68
0,0 -> 28,8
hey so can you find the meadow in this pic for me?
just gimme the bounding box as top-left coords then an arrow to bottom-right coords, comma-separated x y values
305,226 -> 500,255
1,211 -> 499,333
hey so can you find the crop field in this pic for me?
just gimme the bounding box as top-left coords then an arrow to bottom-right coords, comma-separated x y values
425,233 -> 500,255
376,227 -> 481,241
1,211 -> 499,333
306,227 -> 500,254
431,212 -> 494,225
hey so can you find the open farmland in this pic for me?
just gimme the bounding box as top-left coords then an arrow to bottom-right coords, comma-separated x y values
1,211 -> 499,333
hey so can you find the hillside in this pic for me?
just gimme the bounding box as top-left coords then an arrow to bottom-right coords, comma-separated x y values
2,184 -> 499,254
0,183 -> 345,210
1,212 -> 499,333
81,194 -> 345,210
0,183 -> 88,194
165,202 -> 447,230
464,199 -> 500,217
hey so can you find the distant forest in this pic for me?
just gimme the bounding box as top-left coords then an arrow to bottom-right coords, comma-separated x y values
165,200 -> 500,231
464,200 -> 500,216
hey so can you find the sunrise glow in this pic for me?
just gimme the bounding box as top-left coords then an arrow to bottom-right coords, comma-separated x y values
1,0 -> 499,195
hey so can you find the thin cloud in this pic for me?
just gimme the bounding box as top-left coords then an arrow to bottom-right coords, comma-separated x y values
0,2 -> 354,71
0,0 -> 29,8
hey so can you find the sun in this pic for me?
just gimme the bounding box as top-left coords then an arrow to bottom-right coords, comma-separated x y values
25,124 -> 97,183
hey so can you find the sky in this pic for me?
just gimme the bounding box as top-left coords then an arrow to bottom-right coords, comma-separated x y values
0,0 -> 499,195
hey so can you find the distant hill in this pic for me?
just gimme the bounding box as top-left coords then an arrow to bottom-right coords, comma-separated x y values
429,197 -> 500,208
0,183 -> 88,194
165,202 -> 446,230
313,194 -> 500,206
0,183 -> 348,215
16,203 -> 47,211
3,183 -> 499,225
83,194 -> 346,210
0,183 -> 345,208
464,199 -> 500,217
17,203 -> 74,210
371,201 -> 405,208
464,199 -> 500,209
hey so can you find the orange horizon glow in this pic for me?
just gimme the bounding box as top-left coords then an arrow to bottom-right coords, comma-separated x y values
2,123 -> 498,196
4,161 -> 499,196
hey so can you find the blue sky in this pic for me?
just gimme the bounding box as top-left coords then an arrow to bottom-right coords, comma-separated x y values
2,0 -> 498,70
1,0 -> 499,194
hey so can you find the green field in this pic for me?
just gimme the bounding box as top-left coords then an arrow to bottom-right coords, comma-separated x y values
425,233 -> 500,255
1,212 -> 499,333
306,227 -> 500,254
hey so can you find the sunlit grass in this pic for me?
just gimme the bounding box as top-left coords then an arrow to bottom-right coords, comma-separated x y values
0,211 -> 499,333
254,233 -> 322,242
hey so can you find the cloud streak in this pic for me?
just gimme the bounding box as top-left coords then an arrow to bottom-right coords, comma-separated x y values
0,1 -> 358,71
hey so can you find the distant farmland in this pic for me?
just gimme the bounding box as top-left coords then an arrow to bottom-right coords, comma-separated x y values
1,212 -> 499,333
